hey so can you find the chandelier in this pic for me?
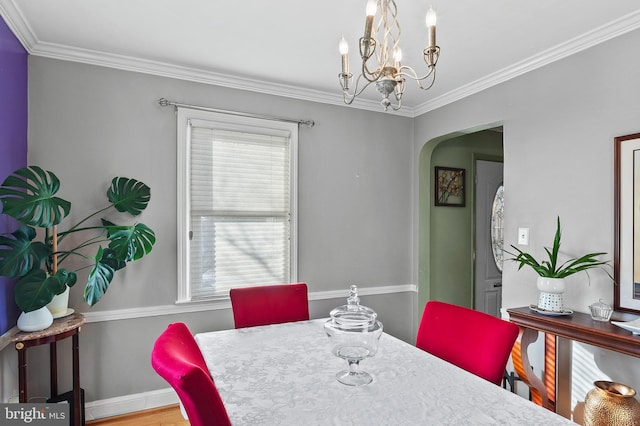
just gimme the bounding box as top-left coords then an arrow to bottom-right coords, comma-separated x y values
338,0 -> 440,111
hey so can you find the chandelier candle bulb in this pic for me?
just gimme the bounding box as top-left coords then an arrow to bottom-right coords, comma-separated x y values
393,47 -> 402,67
339,37 -> 349,75
363,0 -> 377,57
364,0 -> 377,40
426,7 -> 437,49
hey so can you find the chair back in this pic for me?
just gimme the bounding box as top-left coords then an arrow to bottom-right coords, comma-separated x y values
416,300 -> 519,385
151,322 -> 231,426
230,282 -> 309,328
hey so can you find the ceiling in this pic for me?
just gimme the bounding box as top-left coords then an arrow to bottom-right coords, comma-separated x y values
2,0 -> 640,116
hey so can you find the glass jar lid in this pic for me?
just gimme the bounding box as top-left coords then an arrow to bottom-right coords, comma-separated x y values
590,299 -> 611,310
328,285 -> 379,332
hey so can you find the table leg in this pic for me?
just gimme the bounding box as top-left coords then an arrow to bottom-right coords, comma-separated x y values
511,326 -> 553,410
72,331 -> 82,426
543,333 -> 557,411
50,341 -> 58,397
16,345 -> 27,403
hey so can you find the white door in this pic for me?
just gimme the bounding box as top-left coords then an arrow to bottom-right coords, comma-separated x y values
474,160 -> 503,317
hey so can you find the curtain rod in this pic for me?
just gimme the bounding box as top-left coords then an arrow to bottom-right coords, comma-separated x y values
158,98 -> 315,128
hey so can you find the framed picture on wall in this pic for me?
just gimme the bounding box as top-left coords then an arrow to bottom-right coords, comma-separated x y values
614,132 -> 640,314
434,166 -> 465,207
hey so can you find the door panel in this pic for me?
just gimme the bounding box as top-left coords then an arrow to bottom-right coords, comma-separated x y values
475,160 -> 503,317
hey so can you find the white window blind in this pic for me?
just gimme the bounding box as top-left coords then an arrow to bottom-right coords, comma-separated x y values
177,109 -> 297,302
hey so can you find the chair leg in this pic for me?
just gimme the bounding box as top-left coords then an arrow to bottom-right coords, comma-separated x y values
503,370 -> 516,392
504,368 -> 533,400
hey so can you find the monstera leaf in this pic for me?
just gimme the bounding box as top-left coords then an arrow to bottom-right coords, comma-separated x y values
107,177 -> 151,216
0,225 -> 50,278
103,220 -> 156,262
84,247 -> 125,306
14,268 -> 57,312
0,166 -> 71,227
50,268 -> 77,293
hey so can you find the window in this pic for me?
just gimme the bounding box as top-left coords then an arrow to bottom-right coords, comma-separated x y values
176,108 -> 298,302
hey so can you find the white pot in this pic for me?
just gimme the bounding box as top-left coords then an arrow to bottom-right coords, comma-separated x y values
536,277 -> 566,312
17,306 -> 54,332
46,286 -> 70,318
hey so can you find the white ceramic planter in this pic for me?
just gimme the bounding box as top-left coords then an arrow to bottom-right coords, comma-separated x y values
17,306 -> 53,332
536,277 -> 566,312
46,286 -> 70,318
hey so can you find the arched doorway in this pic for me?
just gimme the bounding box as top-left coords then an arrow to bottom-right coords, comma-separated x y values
417,126 -> 503,314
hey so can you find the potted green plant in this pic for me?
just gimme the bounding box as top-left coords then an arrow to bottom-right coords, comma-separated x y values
0,166 -> 156,331
508,216 -> 610,313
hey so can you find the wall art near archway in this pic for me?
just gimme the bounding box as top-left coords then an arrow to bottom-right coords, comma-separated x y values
434,166 -> 465,207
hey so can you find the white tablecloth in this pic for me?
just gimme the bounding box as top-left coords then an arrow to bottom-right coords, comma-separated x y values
195,319 -> 575,425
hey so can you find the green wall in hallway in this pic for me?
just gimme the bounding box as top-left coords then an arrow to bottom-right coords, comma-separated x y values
426,130 -> 503,309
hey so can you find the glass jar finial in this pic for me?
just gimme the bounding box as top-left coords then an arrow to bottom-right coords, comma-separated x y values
347,285 -> 360,310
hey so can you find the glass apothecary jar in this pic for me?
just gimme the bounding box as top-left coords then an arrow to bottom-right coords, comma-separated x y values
324,285 -> 383,386
589,299 -> 613,322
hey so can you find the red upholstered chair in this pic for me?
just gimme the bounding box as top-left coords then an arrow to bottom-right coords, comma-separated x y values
230,282 -> 309,328
151,322 -> 231,426
415,300 -> 519,385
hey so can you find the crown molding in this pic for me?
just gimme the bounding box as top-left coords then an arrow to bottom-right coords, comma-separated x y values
2,0 -> 640,118
34,40 -> 416,117
0,0 -> 37,48
413,9 -> 640,116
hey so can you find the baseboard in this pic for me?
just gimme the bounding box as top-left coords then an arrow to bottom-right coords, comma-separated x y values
84,388 -> 178,421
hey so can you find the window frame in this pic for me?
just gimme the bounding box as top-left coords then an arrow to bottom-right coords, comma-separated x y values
176,108 -> 298,303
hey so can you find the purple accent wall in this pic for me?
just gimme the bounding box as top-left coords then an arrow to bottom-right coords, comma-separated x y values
0,16 -> 27,334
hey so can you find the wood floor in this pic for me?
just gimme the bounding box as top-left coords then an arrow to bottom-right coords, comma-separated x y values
87,404 -> 189,426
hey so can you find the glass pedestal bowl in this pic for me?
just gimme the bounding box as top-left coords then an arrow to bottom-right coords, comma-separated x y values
324,285 -> 383,386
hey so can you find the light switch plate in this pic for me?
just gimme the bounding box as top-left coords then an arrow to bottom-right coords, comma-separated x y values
518,227 -> 529,245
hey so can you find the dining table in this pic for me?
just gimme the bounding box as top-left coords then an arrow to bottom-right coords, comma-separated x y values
195,318 -> 575,425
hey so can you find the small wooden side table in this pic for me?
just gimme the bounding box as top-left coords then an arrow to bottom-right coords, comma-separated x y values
11,312 -> 86,426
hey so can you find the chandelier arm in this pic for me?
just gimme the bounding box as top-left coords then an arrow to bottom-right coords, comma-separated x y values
361,43 -> 385,83
362,64 -> 384,83
397,65 -> 435,83
341,74 -> 375,105
384,90 -> 403,111
416,68 -> 436,90
414,69 -> 437,91
390,99 -> 403,111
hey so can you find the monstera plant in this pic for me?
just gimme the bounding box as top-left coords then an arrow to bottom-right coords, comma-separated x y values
0,166 -> 156,313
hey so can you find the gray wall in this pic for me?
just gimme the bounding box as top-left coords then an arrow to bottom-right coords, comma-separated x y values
414,27 -> 640,414
5,23 -> 640,419
0,56 -> 416,404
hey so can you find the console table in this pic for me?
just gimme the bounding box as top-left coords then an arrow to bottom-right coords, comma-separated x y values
11,312 -> 86,426
507,306 -> 640,413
